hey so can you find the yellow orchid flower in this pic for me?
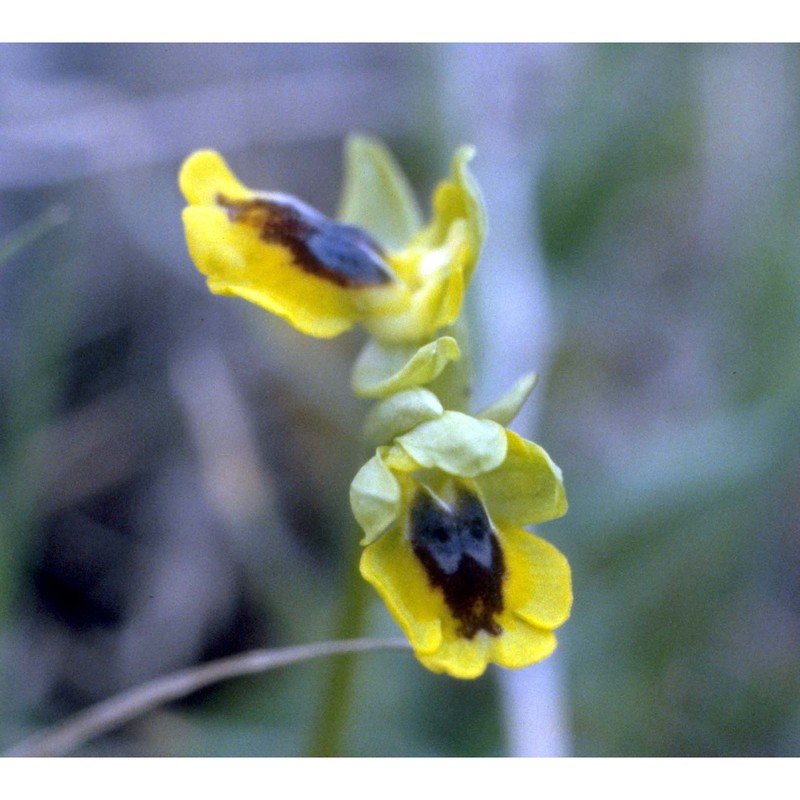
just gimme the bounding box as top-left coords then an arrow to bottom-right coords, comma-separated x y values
350,410 -> 571,679
178,137 -> 571,683
178,140 -> 485,342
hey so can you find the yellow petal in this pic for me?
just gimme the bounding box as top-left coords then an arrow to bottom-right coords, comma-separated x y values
364,220 -> 469,343
416,631 -> 494,679
360,494 -> 570,679
182,205 -> 364,338
360,525 -> 444,655
180,149 -> 407,339
490,615 -> 557,670
417,614 -> 557,678
502,524 -> 573,629
410,147 -> 486,283
179,150 -> 251,206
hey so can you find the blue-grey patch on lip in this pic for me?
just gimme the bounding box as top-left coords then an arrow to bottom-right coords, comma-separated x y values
216,192 -> 394,288
410,487 -> 505,639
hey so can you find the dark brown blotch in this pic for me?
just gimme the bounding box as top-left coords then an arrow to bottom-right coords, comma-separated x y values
410,488 -> 506,640
216,193 -> 393,288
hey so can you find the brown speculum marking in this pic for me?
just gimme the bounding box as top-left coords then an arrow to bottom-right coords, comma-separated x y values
216,193 -> 393,288
410,487 -> 506,640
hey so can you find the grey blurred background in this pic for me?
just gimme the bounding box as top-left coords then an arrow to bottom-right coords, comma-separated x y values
1,43 -> 799,756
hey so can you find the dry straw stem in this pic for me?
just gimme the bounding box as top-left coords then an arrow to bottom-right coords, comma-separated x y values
4,637 -> 409,757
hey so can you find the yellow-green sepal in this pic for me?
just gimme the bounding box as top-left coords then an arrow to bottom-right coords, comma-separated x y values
411,146 -> 486,283
363,387 -> 444,447
478,372 -> 538,426
360,146 -> 485,344
394,410 -> 508,478
350,450 -> 403,545
351,336 -> 461,399
479,431 -> 567,526
338,136 -> 423,250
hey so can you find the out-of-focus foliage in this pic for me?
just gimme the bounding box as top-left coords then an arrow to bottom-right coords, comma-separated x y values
537,44 -> 800,755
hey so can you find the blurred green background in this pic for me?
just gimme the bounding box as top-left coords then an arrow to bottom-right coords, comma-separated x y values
1,43 -> 798,756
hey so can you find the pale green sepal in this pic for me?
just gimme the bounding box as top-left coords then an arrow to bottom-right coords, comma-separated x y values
363,388 -> 444,447
419,146 -> 487,282
478,372 -> 539,426
350,452 -> 403,545
383,442 -> 421,473
452,146 -> 487,280
395,411 -> 508,478
338,136 -> 423,250
479,432 -> 568,526
351,336 -> 461,399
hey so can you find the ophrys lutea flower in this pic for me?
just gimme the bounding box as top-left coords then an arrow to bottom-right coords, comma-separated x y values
350,409 -> 571,679
178,141 -> 484,342
178,138 -> 571,681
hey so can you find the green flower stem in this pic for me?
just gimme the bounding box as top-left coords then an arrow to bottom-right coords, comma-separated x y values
307,319 -> 475,756
428,317 -> 472,412
307,528 -> 373,757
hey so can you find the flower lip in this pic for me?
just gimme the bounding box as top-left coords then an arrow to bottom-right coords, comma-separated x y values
410,486 -> 505,640
215,190 -> 395,289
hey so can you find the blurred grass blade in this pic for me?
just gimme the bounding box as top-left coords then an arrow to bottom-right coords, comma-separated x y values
0,205 -> 69,267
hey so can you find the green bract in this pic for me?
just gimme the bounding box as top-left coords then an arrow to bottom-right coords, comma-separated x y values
477,372 -> 539,426
363,387 -> 444,447
351,336 -> 461,398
